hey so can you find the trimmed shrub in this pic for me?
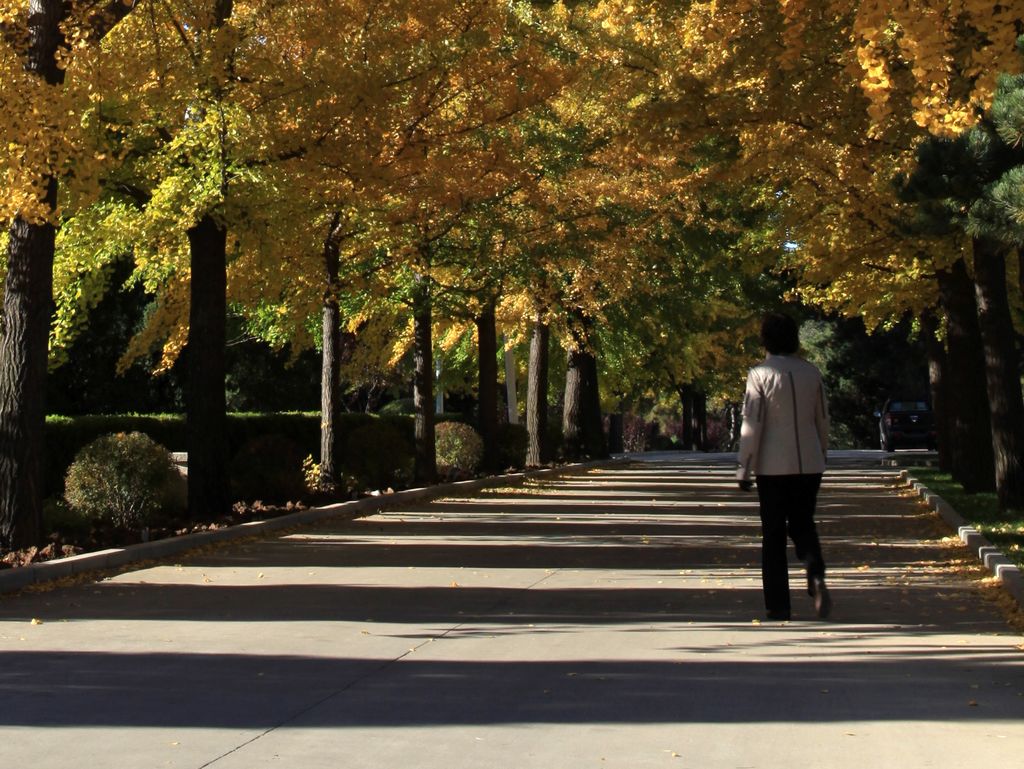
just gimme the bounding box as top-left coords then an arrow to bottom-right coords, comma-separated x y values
47,411 -> 420,502
45,414 -> 186,498
379,398 -> 415,416
225,412 -> 320,458
649,433 -> 678,451
45,412 -> 323,498
376,413 -> 416,446
436,412 -> 473,426
229,434 -> 308,504
435,422 -> 484,477
64,432 -> 183,531
42,497 -> 92,541
342,420 -> 415,491
496,422 -> 529,470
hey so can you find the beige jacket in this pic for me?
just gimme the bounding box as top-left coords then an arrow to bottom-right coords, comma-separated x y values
737,354 -> 829,480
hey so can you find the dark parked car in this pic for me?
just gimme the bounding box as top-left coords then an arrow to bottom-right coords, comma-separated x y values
876,399 -> 936,451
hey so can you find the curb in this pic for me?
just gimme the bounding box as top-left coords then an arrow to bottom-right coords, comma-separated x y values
902,470 -> 1024,609
0,458 -> 623,595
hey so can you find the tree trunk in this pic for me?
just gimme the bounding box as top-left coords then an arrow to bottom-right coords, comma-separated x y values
0,1 -> 66,551
936,259 -> 995,492
1019,247 -> 1023,299
526,316 -> 550,466
562,319 -> 606,461
695,390 -> 708,451
319,216 -> 342,489
972,236 -> 1024,510
920,310 -> 952,472
475,300 -> 499,472
562,349 -> 586,461
680,384 -> 695,450
183,0 -> 235,518
503,339 -> 519,424
412,276 -> 436,484
579,347 -> 606,458
0,207 -> 56,550
214,0 -> 234,25
185,215 -> 229,518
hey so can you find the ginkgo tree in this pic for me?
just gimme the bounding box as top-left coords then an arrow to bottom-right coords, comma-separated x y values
1,0 -> 140,550
8,0 -> 1024,554
623,0 -> 1024,507
58,0 -> 306,517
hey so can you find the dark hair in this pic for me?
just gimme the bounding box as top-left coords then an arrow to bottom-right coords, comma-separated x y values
761,313 -> 800,355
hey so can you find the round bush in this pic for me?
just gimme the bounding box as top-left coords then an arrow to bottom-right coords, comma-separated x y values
64,432 -> 182,531
229,434 -> 308,504
435,421 -> 484,476
342,420 -> 415,491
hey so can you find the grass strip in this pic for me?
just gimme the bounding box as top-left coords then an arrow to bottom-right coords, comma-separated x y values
909,465 -> 1024,568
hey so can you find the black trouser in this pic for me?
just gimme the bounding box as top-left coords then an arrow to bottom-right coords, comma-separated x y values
755,473 -> 825,615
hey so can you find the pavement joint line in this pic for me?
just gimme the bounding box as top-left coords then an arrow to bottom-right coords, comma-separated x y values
197,559 -> 566,767
0,457 -> 626,595
197,639 -> 424,769
900,469 -> 1023,609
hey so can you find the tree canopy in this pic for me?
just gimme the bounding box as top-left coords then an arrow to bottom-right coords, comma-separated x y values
3,0 -> 1024,548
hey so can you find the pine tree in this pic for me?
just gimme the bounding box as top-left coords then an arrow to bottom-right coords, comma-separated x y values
901,106 -> 1024,510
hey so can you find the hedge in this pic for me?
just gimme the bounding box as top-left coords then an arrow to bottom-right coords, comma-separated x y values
42,411 -> 542,500
43,412 -> 416,499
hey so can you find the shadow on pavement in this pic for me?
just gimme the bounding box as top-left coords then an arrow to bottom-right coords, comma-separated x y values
1,649 -> 1021,728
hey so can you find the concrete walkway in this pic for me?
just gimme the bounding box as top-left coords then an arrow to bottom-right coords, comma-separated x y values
2,454 -> 1022,768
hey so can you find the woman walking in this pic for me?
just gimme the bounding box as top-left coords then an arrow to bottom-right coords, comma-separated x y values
737,313 -> 832,621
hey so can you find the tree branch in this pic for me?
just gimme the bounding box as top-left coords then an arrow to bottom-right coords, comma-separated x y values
81,0 -> 140,43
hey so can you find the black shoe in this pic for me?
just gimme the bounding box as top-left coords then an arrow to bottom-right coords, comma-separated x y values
766,609 -> 791,621
811,577 -> 832,619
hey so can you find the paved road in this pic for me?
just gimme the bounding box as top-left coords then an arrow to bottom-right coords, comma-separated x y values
2,454 -> 1023,768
